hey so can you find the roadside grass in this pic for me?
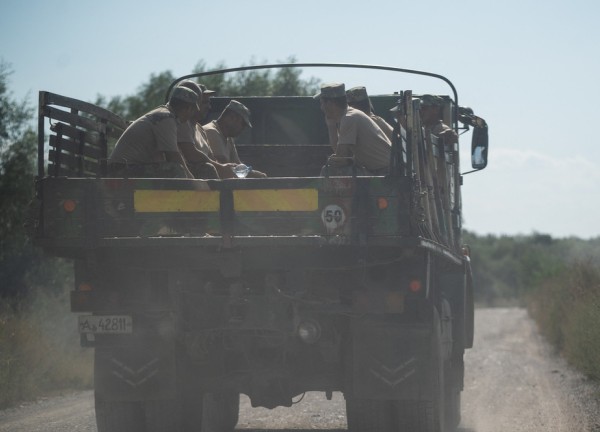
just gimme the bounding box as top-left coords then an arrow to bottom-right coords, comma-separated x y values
0,286 -> 93,408
529,260 -> 600,381
563,262 -> 600,381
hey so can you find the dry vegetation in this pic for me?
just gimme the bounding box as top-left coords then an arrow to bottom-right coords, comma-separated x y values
465,231 -> 600,383
0,286 -> 93,408
529,260 -> 600,381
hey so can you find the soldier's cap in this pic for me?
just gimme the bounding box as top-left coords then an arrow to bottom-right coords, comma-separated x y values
346,86 -> 369,103
313,82 -> 346,99
226,100 -> 252,128
199,83 -> 216,95
178,80 -> 203,98
170,86 -> 201,110
419,94 -> 444,107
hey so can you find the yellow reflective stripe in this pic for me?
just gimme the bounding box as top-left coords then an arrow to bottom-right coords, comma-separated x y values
234,189 -> 318,212
134,190 -> 220,212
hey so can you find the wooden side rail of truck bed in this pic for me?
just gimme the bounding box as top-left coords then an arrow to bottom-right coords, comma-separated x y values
37,91 -> 129,178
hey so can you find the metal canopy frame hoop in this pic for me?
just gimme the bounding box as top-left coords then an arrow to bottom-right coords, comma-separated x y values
166,62 -> 459,126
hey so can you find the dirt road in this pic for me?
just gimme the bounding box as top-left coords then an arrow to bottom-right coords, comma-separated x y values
1,308 -> 598,431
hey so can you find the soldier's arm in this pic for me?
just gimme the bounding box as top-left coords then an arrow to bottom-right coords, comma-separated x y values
325,119 -> 339,152
178,141 -> 211,163
165,151 -> 194,179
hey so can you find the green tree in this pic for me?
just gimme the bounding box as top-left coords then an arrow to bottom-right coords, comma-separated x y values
463,230 -> 600,305
0,61 -> 70,300
95,71 -> 177,120
0,63 -> 34,147
0,61 -> 38,298
95,57 -> 321,120
193,57 -> 320,97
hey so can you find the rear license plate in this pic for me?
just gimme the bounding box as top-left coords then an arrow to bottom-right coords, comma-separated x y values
78,315 -> 133,334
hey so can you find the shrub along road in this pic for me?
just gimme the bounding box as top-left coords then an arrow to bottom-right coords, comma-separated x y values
0,308 -> 598,431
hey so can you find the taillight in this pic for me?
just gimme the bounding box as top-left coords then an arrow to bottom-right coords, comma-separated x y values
409,279 -> 423,293
78,282 -> 93,291
62,199 -> 77,213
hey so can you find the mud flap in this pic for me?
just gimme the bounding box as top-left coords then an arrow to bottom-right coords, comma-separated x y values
349,318 -> 436,401
94,337 -> 177,401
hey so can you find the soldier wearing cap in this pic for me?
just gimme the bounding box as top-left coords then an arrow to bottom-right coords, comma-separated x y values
176,81 -> 238,179
108,86 -> 200,178
418,94 -> 457,145
193,83 -> 217,147
346,86 -> 394,141
315,82 -> 391,175
203,100 -> 266,178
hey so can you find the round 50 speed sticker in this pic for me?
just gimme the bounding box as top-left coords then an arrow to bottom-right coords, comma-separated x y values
321,204 -> 346,232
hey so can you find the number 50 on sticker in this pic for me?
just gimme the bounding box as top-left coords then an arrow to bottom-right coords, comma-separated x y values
321,204 -> 346,233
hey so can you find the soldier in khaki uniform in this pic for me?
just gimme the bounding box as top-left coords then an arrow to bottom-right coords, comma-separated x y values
192,84 -> 218,159
108,86 -> 199,178
417,94 -> 458,245
204,100 -> 266,178
346,86 -> 394,141
176,81 -> 237,179
203,100 -> 249,164
418,94 -> 458,144
315,83 -> 391,175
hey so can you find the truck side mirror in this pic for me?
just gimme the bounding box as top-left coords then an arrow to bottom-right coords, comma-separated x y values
471,126 -> 488,170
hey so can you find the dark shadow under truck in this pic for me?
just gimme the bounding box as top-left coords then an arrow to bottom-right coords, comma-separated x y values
32,63 -> 489,432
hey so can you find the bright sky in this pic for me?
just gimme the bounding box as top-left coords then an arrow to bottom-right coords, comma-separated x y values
1,0 -> 599,239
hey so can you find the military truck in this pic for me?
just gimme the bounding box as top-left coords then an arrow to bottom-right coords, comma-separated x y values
32,63 -> 488,432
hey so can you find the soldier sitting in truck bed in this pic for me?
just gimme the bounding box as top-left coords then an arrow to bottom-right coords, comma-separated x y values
204,100 -> 267,178
346,86 -> 394,141
419,94 -> 458,145
176,80 -> 238,179
315,82 -> 391,176
108,86 -> 198,178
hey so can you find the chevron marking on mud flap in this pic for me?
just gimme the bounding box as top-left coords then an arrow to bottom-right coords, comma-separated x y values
368,357 -> 417,387
109,357 -> 160,388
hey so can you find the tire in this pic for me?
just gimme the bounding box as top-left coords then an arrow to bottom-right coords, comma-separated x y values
201,392 -> 240,432
143,398 -> 182,432
395,400 -> 437,432
444,389 -> 461,431
444,347 -> 463,431
465,266 -> 475,349
177,356 -> 203,432
95,395 -> 144,432
180,395 -> 203,432
345,397 -> 395,432
394,309 -> 445,432
95,394 -> 183,432
343,324 -> 395,432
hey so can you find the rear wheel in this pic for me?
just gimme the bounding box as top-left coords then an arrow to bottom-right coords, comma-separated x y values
180,395 -> 203,432
394,399 -> 440,432
394,309 -> 445,432
95,396 -> 144,432
344,327 -> 395,432
144,399 -> 182,432
95,396 -> 182,432
201,392 -> 240,432
444,347 -> 463,431
444,388 -> 461,431
345,397 -> 395,432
